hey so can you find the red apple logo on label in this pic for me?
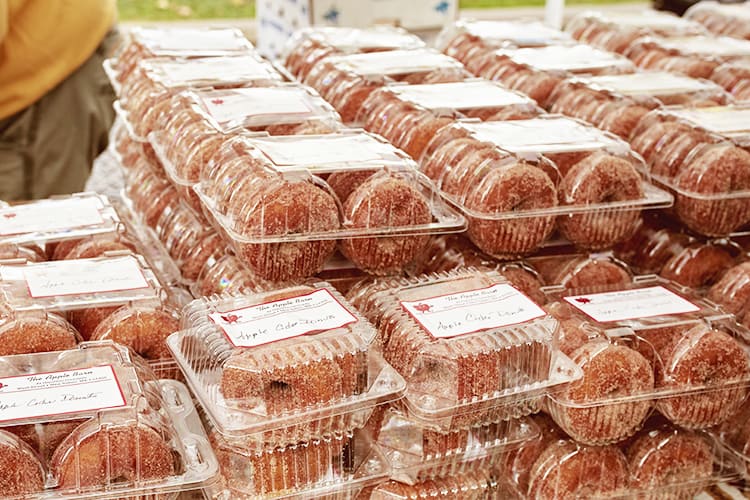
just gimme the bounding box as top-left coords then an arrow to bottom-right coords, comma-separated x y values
221,314 -> 240,324
413,303 -> 431,313
2,213 -> 16,219
575,297 -> 592,304
211,98 -> 224,105
0,382 -> 6,390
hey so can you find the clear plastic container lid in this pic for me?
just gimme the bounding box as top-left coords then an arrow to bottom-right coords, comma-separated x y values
184,85 -> 341,133
346,269 -> 582,431
668,104 -> 750,144
379,80 -> 536,113
456,116 -> 631,156
655,35 -> 750,58
0,254 -> 162,311
139,55 -> 283,89
166,282 -> 406,444
568,10 -> 707,37
0,341 -> 219,499
438,19 -> 574,49
373,405 -> 539,484
283,26 -> 425,56
494,44 -> 636,75
0,194 -> 122,246
323,49 -> 465,78
578,72 -> 730,103
124,27 -> 254,57
241,130 -> 414,171
544,275 -> 750,442
205,426 -> 390,499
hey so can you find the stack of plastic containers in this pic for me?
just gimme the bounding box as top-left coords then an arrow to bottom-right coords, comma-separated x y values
167,282 -> 407,498
416,116 -> 672,257
686,1 -> 750,41
116,53 -> 284,140
565,9 -> 707,54
0,341 -> 218,498
356,79 -> 542,159
192,130 -> 466,280
107,27 -> 255,87
300,48 -> 469,121
344,268 -> 582,494
628,104 -> 750,235
282,26 -> 426,81
519,275 -> 750,497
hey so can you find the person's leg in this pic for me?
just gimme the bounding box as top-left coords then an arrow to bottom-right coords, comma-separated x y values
0,105 -> 34,201
27,30 -> 119,199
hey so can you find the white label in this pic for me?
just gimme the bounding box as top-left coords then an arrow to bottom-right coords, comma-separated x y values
0,365 -> 126,422
391,81 -> 531,110
200,88 -> 313,125
252,134 -> 398,167
17,256 -> 150,298
334,49 -> 460,75
583,72 -> 715,96
564,285 -> 700,323
401,283 -> 546,339
0,198 -> 104,236
499,45 -> 630,71
660,36 -> 750,56
465,20 -> 572,45
138,28 -> 250,53
672,107 -> 750,136
317,27 -> 422,50
606,11 -> 703,31
463,118 -> 616,153
209,288 -> 358,347
148,56 -> 277,86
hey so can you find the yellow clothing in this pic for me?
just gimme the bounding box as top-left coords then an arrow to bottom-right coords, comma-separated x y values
0,0 -> 116,119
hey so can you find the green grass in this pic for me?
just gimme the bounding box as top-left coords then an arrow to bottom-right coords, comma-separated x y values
118,0 -> 255,21
118,0 -> 639,21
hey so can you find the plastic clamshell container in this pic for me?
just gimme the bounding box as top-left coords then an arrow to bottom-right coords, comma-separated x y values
322,49 -> 465,78
493,44 -> 637,75
0,254 -> 162,311
575,72 -> 732,106
282,26 -> 425,57
194,131 -> 467,243
372,80 -> 538,116
0,341 -> 219,499
628,105 -> 750,236
504,418 -> 739,499
166,282 -> 406,444
183,85 -> 341,134
543,275 -> 750,444
437,19 -> 575,49
374,405 -> 539,485
139,55 -> 283,90
717,396 -> 750,478
369,467 -> 501,499
206,426 -> 390,500
346,268 -> 581,431
654,35 -> 750,60
0,194 -> 122,247
420,117 -> 673,256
